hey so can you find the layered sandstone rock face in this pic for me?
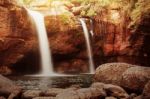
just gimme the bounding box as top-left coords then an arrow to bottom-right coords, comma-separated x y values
45,13 -> 89,73
46,0 -> 150,73
0,0 -> 37,74
0,0 -> 150,74
71,0 -> 150,67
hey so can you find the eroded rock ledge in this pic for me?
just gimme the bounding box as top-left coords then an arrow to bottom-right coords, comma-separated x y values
0,0 -> 37,74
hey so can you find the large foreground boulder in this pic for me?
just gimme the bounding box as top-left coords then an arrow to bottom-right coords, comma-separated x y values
0,75 -> 22,99
121,66 -> 150,91
94,63 -> 150,92
94,63 -> 133,85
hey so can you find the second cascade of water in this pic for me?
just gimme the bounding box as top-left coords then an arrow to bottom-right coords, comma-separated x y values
27,9 -> 54,76
79,18 -> 95,74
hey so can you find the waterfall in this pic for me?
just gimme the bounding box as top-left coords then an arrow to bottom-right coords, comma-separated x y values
90,19 -> 94,36
27,9 -> 54,75
79,18 -> 95,74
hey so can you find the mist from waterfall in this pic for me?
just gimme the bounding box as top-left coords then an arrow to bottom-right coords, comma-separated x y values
79,18 -> 95,74
27,9 -> 54,76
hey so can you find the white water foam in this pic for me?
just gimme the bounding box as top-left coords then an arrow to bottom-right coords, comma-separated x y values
27,9 -> 54,76
79,18 -> 95,74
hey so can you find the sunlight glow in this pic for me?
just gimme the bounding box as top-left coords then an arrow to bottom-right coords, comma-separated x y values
110,10 -> 120,21
109,10 -> 121,24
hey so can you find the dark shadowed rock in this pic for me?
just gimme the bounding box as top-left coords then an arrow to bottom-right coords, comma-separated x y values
0,66 -> 12,75
55,59 -> 88,73
0,96 -> 6,99
0,75 -> 22,99
103,84 -> 129,99
129,93 -> 137,99
142,81 -> 150,99
133,95 -> 142,99
94,63 -> 133,85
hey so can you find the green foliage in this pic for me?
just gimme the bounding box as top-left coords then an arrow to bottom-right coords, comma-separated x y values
60,13 -> 71,25
78,0 -> 130,17
18,0 -> 53,5
129,0 -> 150,32
59,12 -> 76,27
21,0 -> 33,5
70,0 -> 85,4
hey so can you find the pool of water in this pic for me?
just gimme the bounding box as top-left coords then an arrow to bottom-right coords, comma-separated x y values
8,74 -> 93,91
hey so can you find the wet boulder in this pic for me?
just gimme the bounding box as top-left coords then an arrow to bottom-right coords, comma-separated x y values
133,95 -> 142,99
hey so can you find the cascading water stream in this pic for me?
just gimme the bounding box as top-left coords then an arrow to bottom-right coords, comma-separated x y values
89,19 -> 94,36
27,9 -> 54,76
79,18 -> 95,74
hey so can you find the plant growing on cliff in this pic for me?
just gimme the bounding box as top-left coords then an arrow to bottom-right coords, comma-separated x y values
59,12 -> 75,26
129,0 -> 150,33
78,0 -> 132,17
